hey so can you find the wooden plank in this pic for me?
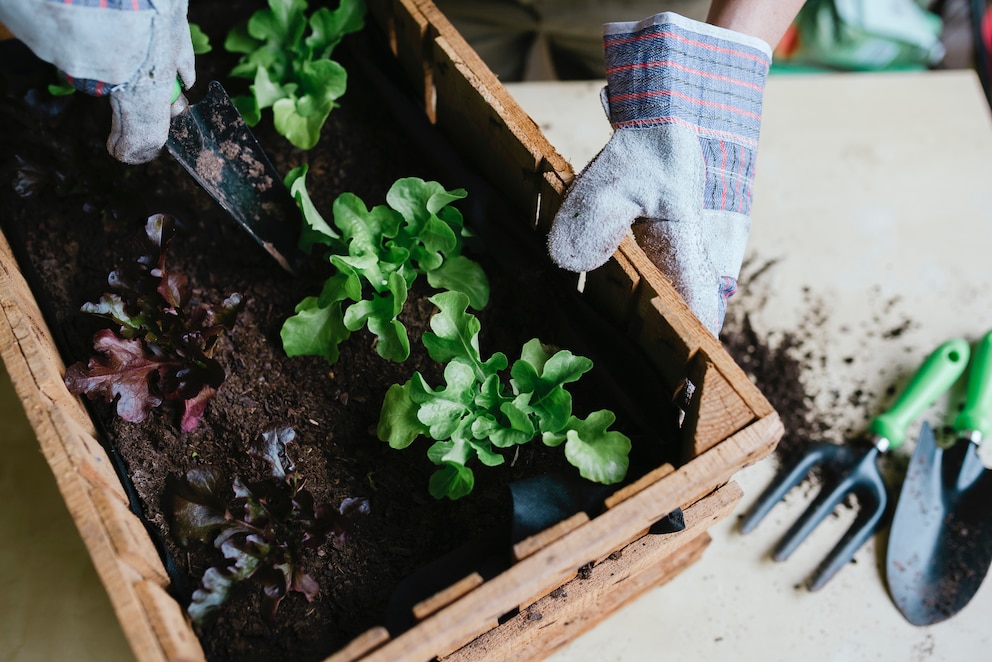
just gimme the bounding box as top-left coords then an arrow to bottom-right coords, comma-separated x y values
684,355 -> 761,458
359,414 -> 782,662
512,512 -> 589,562
442,481 -> 743,661
413,573 -> 485,620
604,464 -> 675,510
621,238 -> 774,419
49,403 -> 129,503
581,252 -> 642,331
534,169 -> 570,234
91,486 -> 170,586
134,580 -> 205,662
326,627 -> 391,662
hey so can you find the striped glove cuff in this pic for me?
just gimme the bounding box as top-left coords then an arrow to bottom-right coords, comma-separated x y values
603,13 -> 771,215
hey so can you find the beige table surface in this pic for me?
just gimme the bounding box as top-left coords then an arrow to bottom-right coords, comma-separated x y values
3,70 -> 992,662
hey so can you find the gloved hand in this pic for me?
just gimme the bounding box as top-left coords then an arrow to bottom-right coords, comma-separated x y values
547,12 -> 771,336
0,0 -> 195,164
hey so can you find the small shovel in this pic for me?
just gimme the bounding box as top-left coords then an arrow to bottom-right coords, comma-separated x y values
166,80 -> 304,274
740,338 -> 970,590
886,331 -> 992,625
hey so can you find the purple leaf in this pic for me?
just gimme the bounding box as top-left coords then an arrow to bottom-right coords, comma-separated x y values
64,329 -> 167,423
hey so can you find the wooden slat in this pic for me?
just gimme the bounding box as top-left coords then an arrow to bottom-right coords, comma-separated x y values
604,463 -> 675,510
442,481 -> 743,661
134,581 -> 205,662
358,414 -> 782,662
413,573 -> 485,620
326,627 -> 391,662
49,404 -> 129,503
581,251 -> 642,331
684,355 -> 760,458
91,487 -> 170,586
512,512 -> 589,562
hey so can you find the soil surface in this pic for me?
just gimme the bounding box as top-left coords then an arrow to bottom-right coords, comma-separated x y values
0,3 -> 673,661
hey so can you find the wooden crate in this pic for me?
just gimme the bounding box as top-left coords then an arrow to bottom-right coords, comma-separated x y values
0,2 -> 783,661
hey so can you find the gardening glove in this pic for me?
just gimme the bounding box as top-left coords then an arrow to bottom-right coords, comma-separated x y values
0,0 -> 195,164
546,12 -> 771,336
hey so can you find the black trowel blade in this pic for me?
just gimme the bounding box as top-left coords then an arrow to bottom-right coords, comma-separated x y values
166,80 -> 304,274
885,422 -> 992,625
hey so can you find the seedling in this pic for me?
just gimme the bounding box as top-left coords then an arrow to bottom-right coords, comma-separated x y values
166,425 -> 370,623
281,173 -> 489,365
378,291 -> 632,500
224,0 -> 366,149
63,214 -> 242,431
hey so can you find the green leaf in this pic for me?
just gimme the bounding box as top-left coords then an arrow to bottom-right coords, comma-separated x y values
470,440 -> 505,467
342,273 -> 410,362
510,340 -> 592,430
298,58 -> 348,106
387,178 -> 468,233
426,256 -> 490,310
410,214 -> 458,271
248,0 -> 307,44
421,291 -> 482,366
318,269 -> 362,306
378,382 -> 429,449
555,410 -> 631,485
81,293 -> 144,338
232,94 -> 262,126
306,0 -> 367,57
224,22 -> 261,55
189,23 -> 212,54
272,97 -> 330,149
280,297 -> 350,364
426,437 -> 473,467
428,462 -> 475,500
284,164 -> 339,252
252,65 -> 294,111
412,362 -> 477,439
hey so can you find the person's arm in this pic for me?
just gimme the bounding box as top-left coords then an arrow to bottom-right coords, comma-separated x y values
707,0 -> 807,47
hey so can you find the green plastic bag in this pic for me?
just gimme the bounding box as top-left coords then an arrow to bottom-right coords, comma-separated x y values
774,0 -> 944,73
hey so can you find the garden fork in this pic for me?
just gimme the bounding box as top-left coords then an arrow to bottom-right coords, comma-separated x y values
739,338 -> 970,590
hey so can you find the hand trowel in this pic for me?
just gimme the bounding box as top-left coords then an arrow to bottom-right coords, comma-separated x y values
166,80 -> 305,274
885,330 -> 992,625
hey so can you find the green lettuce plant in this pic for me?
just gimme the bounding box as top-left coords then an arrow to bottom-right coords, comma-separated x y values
224,0 -> 366,149
378,291 -> 632,500
280,172 -> 489,365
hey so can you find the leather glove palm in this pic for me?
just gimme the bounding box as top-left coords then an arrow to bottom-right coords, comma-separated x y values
0,0 -> 195,164
547,12 -> 771,335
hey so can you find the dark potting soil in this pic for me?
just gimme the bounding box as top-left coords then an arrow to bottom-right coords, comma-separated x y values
0,4 -> 673,661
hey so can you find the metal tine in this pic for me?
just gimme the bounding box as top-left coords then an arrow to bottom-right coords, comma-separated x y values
808,484 -> 887,591
739,443 -> 834,535
772,445 -> 882,562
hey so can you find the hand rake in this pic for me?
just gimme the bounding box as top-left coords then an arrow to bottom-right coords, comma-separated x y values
739,338 -> 970,590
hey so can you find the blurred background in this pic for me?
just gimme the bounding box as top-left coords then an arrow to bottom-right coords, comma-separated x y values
435,0 -> 992,108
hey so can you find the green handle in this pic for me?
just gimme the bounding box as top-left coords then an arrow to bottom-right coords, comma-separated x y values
171,78 -> 182,104
953,331 -> 992,441
869,338 -> 970,450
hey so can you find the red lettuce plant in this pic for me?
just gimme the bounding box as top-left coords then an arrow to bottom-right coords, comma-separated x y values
63,214 -> 242,431
165,425 -> 370,623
